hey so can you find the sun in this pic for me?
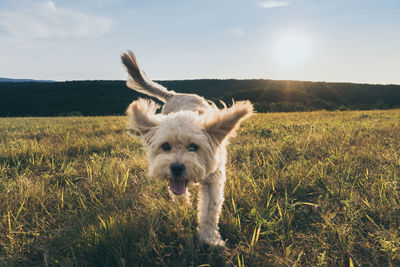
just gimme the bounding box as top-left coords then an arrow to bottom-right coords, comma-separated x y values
271,32 -> 312,68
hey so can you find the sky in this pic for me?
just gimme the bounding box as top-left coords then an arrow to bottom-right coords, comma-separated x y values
0,0 -> 399,84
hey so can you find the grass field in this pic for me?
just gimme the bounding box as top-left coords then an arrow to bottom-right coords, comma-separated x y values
1,110 -> 399,266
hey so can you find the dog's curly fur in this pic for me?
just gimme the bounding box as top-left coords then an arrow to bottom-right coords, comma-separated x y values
122,50 -> 253,246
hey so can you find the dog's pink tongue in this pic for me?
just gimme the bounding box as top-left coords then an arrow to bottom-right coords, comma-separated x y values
170,180 -> 186,195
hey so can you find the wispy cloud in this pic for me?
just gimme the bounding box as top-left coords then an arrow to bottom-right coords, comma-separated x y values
0,1 -> 111,42
228,27 -> 245,37
256,1 -> 291,8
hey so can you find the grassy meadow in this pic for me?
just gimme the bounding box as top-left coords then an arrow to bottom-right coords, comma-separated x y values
0,110 -> 399,266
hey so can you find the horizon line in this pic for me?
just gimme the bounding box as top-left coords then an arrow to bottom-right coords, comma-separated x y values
1,77 -> 399,86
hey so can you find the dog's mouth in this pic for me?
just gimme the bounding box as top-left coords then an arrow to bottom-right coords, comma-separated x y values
169,179 -> 188,195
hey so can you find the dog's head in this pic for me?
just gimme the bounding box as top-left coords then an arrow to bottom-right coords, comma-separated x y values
127,98 -> 253,195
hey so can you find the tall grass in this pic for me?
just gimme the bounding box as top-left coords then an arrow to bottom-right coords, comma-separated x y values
1,110 -> 399,266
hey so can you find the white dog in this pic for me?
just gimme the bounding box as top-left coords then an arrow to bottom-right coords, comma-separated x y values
121,51 -> 253,246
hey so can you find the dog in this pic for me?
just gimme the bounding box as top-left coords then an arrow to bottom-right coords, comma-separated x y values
121,51 -> 253,246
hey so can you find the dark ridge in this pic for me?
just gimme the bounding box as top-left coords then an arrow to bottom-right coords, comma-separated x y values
0,79 -> 399,117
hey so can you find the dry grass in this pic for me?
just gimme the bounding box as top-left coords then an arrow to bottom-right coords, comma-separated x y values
1,110 -> 399,266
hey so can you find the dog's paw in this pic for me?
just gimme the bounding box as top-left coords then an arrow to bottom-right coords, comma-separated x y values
197,227 -> 225,247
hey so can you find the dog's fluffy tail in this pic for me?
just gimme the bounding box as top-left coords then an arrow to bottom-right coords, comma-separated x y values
121,50 -> 175,103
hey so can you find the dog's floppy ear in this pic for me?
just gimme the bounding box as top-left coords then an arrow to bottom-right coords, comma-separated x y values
126,98 -> 159,137
203,100 -> 253,144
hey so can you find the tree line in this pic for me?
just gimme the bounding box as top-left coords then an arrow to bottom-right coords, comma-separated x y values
0,79 -> 399,117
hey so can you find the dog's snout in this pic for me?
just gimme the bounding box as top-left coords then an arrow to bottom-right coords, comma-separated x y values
170,163 -> 185,178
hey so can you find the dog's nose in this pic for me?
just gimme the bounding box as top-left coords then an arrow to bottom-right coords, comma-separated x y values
170,163 -> 185,178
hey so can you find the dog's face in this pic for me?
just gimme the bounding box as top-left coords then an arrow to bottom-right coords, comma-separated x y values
127,98 -> 252,195
147,114 -> 216,194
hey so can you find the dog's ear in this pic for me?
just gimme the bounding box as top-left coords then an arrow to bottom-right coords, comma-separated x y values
126,98 -> 160,137
203,100 -> 253,144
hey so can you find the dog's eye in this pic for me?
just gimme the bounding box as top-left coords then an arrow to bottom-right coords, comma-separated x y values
161,142 -> 171,151
187,143 -> 199,152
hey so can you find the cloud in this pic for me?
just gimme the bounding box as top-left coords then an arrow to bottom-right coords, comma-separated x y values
228,27 -> 245,37
0,1 -> 111,41
256,1 -> 291,8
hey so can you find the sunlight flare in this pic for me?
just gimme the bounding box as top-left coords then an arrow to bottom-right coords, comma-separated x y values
271,32 -> 312,68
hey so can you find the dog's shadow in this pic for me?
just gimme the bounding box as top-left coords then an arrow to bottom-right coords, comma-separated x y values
59,181 -> 229,266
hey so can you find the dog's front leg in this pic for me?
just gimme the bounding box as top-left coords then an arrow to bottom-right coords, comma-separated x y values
197,170 -> 226,246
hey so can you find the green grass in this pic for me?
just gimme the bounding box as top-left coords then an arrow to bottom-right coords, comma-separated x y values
1,110 -> 399,266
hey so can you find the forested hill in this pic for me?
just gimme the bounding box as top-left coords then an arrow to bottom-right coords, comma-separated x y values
0,79 -> 399,116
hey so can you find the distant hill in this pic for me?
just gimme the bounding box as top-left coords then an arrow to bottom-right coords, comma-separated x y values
0,79 -> 399,117
0,77 -> 55,83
